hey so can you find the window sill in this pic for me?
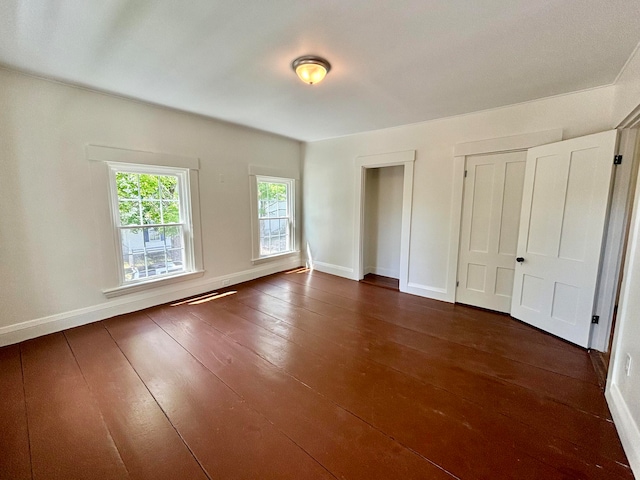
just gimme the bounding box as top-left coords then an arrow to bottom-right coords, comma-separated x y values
251,251 -> 300,265
103,270 -> 205,298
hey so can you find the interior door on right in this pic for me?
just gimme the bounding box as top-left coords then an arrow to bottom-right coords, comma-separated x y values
511,130 -> 618,347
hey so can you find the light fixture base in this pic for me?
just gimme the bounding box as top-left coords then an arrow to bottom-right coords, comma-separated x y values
292,55 -> 331,85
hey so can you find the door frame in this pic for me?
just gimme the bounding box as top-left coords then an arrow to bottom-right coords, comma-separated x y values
353,150 -> 415,292
450,129 -> 563,305
590,128 -> 639,351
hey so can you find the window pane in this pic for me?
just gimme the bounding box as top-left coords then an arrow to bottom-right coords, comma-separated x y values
146,248 -> 167,276
268,219 -> 279,236
274,184 -> 287,201
139,174 -> 161,199
164,226 -> 182,248
260,236 -> 268,256
278,200 -> 287,216
160,175 -> 179,200
130,253 -> 147,278
162,200 -> 180,223
141,200 -> 162,224
116,172 -> 139,199
264,200 -> 273,218
119,200 -> 141,225
120,228 -> 144,257
258,182 -> 270,202
121,230 -> 146,279
277,236 -> 287,252
166,248 -> 185,275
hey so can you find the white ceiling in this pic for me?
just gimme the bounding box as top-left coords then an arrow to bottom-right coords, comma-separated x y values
1,1 -> 639,141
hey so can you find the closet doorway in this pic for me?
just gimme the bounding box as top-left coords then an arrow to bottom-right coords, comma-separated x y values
353,150 -> 415,293
361,166 -> 404,290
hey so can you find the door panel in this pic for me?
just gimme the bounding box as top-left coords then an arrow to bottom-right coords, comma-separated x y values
511,130 -> 617,347
457,151 -> 527,313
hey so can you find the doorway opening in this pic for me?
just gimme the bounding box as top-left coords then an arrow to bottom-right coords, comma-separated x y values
353,150 -> 415,293
360,166 -> 404,291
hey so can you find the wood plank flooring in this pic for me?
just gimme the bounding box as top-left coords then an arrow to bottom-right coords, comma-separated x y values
360,273 -> 400,290
0,269 -> 632,479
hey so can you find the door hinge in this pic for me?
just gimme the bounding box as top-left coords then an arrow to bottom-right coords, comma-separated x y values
614,155 -> 623,165
464,170 -> 468,178
456,281 -> 459,287
591,315 -> 600,324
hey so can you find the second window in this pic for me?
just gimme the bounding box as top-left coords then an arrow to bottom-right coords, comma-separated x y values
256,177 -> 294,258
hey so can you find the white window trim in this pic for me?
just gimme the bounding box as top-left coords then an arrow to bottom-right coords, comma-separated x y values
250,175 -> 298,263
87,145 -> 204,296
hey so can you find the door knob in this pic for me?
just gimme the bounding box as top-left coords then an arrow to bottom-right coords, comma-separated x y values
516,257 -> 525,263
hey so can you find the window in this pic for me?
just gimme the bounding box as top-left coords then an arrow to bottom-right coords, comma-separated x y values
256,177 -> 295,258
108,164 -> 194,284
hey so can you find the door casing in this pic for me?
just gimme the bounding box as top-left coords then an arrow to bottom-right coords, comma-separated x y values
353,150 -> 415,293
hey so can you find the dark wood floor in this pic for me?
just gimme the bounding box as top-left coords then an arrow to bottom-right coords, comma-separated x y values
360,273 -> 400,290
0,269 -> 632,479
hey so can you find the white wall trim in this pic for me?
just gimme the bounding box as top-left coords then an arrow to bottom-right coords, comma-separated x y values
364,266 -> 399,279
103,270 -> 205,298
312,261 -> 355,279
248,164 -> 300,180
354,150 -> 415,293
445,156 -> 467,303
606,385 -> 640,476
0,256 -> 302,347
86,144 -> 200,170
356,150 -> 416,166
618,104 -> 640,129
453,129 -> 563,156
613,38 -> 640,85
405,282 -> 449,302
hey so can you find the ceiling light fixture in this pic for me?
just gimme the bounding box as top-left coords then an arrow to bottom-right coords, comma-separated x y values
292,55 -> 331,85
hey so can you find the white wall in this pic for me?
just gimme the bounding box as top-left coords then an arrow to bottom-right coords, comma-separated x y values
304,86 -> 615,300
363,166 -> 403,278
0,68 -> 302,345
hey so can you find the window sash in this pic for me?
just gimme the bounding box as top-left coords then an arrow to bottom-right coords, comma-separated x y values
256,177 -> 294,258
109,163 -> 194,285
118,222 -> 184,229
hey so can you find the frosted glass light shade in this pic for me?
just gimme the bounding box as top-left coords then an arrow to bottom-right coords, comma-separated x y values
292,56 -> 331,85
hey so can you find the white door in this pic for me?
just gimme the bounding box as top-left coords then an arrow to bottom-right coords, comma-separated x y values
457,151 -> 527,313
511,130 -> 618,347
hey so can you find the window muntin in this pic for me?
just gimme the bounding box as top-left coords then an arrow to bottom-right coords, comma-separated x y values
109,165 -> 193,284
257,178 -> 294,257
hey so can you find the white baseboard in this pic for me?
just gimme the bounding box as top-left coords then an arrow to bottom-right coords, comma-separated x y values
606,384 -> 640,477
313,261 -> 355,279
0,257 -> 303,347
364,266 -> 399,279
404,282 -> 454,303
